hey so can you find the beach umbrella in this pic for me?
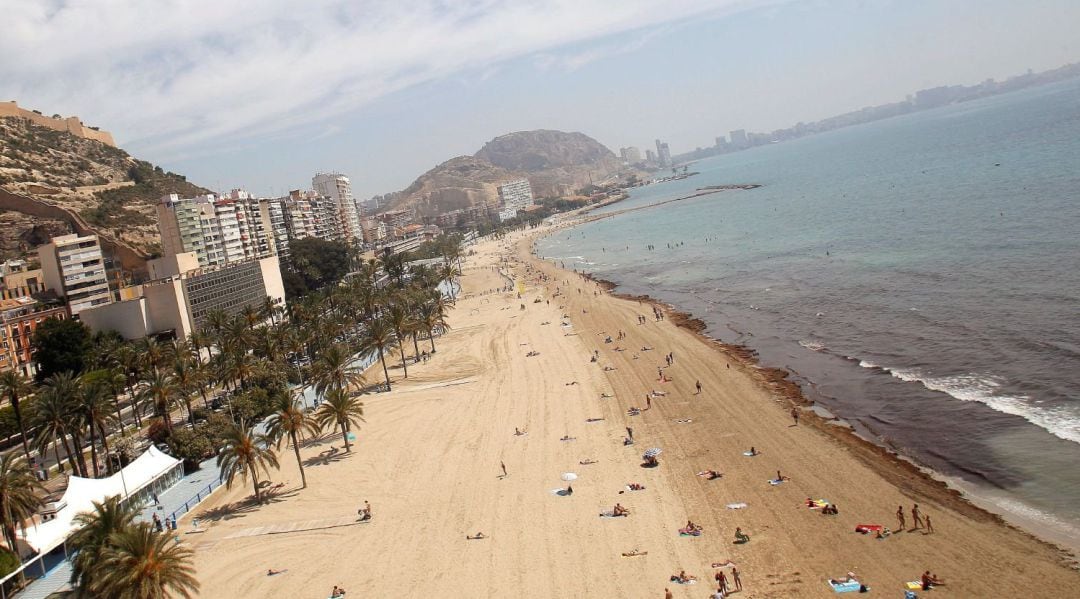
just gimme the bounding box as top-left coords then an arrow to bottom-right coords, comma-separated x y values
561,472 -> 578,482
643,448 -> 662,459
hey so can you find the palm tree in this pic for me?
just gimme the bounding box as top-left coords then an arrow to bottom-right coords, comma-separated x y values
92,523 -> 199,598
265,395 -> 321,488
358,317 -> 397,391
170,353 -> 198,429
311,344 -> 363,399
0,454 -> 44,582
315,388 -> 364,452
36,372 -> 88,477
0,370 -> 34,463
117,344 -> 144,428
139,370 -> 177,436
418,298 -> 450,353
217,421 -> 280,504
241,304 -> 261,331
78,379 -> 116,477
140,337 -> 165,374
68,495 -> 139,594
261,295 -> 281,326
387,303 -> 413,378
438,260 -> 461,300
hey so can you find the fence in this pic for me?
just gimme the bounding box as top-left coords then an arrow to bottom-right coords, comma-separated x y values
165,477 -> 224,524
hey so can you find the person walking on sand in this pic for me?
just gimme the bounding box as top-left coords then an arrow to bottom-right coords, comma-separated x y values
791,407 -> 799,425
695,380 -> 702,395
664,589 -> 673,599
500,461 -> 507,477
626,426 -> 634,441
925,514 -> 934,534
646,394 -> 652,410
732,567 -> 742,591
912,504 -> 925,530
715,570 -> 728,594
896,505 -> 906,530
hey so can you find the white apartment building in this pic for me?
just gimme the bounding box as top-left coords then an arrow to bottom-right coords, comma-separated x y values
312,172 -> 363,243
284,190 -> 344,243
496,179 -> 534,222
159,193 -> 287,268
37,233 -> 113,317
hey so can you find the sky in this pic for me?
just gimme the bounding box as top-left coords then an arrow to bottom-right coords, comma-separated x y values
2,0 -> 1078,199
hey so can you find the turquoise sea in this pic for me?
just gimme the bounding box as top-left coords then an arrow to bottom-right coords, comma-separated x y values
536,77 -> 1080,545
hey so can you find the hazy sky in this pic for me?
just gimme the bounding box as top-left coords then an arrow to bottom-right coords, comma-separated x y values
2,0 -> 1077,198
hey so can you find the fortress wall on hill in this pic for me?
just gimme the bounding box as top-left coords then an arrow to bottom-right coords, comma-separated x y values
0,101 -> 117,147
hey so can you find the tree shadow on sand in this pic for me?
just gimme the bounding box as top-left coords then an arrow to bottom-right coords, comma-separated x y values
302,445 -> 354,468
195,484 -> 299,523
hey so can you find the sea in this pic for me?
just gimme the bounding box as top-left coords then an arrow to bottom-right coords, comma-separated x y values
535,76 -> 1080,547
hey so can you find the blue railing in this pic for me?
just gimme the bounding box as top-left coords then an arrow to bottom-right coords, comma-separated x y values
166,478 -> 223,523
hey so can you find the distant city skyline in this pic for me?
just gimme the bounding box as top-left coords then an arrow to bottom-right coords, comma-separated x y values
2,0 -> 1078,199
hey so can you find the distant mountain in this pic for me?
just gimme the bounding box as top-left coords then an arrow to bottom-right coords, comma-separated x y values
0,113 -> 210,260
383,129 -> 624,216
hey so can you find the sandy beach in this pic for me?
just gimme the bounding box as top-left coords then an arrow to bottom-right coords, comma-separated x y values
185,226 -> 1078,598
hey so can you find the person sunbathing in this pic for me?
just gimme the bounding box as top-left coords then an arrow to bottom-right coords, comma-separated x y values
670,570 -> 696,583
560,435 -> 576,441
330,585 -> 346,597
684,520 -> 702,532
702,470 -> 722,480
267,568 -> 285,576
604,366 -> 617,371
466,532 -> 486,540
775,471 -> 790,481
613,503 -> 629,517
920,572 -> 945,589
734,527 -> 750,543
641,346 -> 653,351
822,504 -> 839,515
627,483 -> 645,490
747,447 -> 759,456
875,527 -> 892,539
829,572 -> 857,584
579,458 -> 598,465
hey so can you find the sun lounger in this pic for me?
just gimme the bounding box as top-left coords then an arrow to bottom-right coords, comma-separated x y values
827,579 -> 863,593
725,502 -> 747,509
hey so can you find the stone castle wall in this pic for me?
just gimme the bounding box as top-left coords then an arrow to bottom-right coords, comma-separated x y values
0,101 -> 116,147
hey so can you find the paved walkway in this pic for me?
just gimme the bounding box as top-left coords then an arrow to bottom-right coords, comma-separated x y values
137,456 -> 222,527
15,457 -> 221,599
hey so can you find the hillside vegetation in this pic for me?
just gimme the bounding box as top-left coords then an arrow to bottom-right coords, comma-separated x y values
0,116 -> 209,257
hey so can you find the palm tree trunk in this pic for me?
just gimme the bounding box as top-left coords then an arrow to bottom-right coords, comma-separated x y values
88,423 -> 100,478
98,421 -> 112,475
428,328 -> 437,353
128,384 -> 142,428
398,342 -> 409,378
291,430 -> 307,488
378,349 -> 391,391
60,431 -> 81,476
249,463 -> 262,504
71,429 -> 90,477
51,436 -> 65,474
186,398 -> 196,429
340,421 -> 351,452
412,332 -> 420,358
114,395 -> 125,434
12,398 -> 31,463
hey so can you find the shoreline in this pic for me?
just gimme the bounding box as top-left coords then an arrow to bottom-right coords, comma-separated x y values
535,226 -> 1080,560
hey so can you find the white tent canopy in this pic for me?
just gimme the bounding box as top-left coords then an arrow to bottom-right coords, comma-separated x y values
17,446 -> 182,555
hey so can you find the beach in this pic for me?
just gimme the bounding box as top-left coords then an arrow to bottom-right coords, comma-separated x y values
185,227 -> 1078,598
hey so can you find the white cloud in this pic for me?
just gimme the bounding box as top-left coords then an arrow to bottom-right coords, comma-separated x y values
0,0 -> 767,158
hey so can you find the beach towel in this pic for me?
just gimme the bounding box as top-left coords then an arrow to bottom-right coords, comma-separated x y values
768,479 -> 785,485
905,581 -> 927,591
679,529 -> 703,537
625,485 -> 646,492
621,551 -> 647,558
854,525 -> 883,534
669,578 -> 697,585
550,489 -> 571,496
808,499 -> 829,509
742,451 -> 758,457
711,561 -> 736,568
725,503 -> 747,509
676,418 -> 693,423
828,579 -> 862,593
599,511 -> 627,518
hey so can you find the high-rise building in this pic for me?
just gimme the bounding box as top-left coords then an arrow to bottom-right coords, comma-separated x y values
729,129 -> 748,148
645,149 -> 657,165
158,193 -> 286,268
654,139 -> 672,168
312,173 -> 363,243
619,146 -> 641,164
496,179 -> 534,222
37,233 -> 113,317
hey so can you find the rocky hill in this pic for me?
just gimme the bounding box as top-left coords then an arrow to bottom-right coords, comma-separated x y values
384,129 -> 624,216
0,116 -> 210,259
